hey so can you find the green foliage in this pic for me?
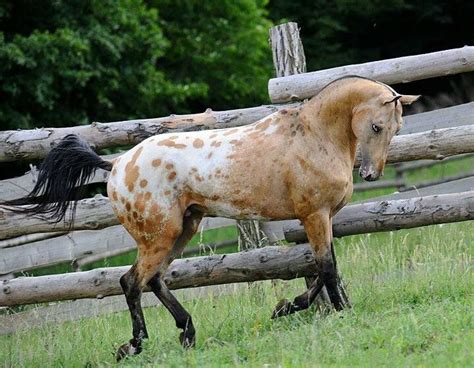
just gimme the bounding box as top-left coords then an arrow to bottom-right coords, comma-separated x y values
0,0 -> 272,130
153,0 -> 273,112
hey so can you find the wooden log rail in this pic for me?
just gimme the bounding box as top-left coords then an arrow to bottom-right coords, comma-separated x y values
1,191 -> 472,306
268,46 -> 474,103
1,218 -> 235,275
1,124 -> 473,240
0,104 -> 296,163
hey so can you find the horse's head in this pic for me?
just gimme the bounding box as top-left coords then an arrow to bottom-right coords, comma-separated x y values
352,90 -> 420,181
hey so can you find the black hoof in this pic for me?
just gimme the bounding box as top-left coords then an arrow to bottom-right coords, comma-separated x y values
116,340 -> 141,361
179,331 -> 196,348
271,299 -> 295,319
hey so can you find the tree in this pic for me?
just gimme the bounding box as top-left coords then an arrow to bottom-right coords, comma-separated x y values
0,0 -> 273,130
152,0 -> 273,113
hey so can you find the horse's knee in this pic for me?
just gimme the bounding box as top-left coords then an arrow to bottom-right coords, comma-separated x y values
120,267 -> 141,299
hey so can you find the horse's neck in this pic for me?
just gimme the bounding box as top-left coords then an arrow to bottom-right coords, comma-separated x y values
300,85 -> 358,166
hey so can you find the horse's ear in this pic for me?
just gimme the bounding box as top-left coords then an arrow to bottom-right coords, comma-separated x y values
399,94 -> 422,105
383,95 -> 402,105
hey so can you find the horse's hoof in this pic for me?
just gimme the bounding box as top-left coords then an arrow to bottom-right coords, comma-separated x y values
271,298 -> 292,319
116,341 -> 141,361
179,331 -> 196,349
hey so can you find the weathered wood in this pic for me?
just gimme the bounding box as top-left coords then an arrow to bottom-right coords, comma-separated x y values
396,153 -> 473,172
0,195 -> 118,240
269,22 -> 307,77
353,178 -> 405,191
269,46 -> 474,103
73,239 -> 237,271
400,103 -> 474,135
0,231 -> 66,249
283,191 -> 474,243
1,124 -> 472,240
0,104 -> 297,163
2,191 -> 472,306
1,219 -> 237,274
400,172 -> 474,192
359,176 -> 474,202
382,125 -> 474,163
0,244 -> 317,306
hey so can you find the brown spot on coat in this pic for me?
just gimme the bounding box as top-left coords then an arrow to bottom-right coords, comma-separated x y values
193,138 -> 204,148
165,163 -> 174,170
207,152 -> 213,159
168,171 -> 177,181
157,139 -> 186,149
124,146 -> 143,192
211,140 -> 222,147
152,159 -> 162,167
140,179 -> 148,188
255,118 -> 271,131
223,128 -> 239,136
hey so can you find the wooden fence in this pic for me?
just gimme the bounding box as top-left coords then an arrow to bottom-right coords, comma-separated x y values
0,24 -> 473,312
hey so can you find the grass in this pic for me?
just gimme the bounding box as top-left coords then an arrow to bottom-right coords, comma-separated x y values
1,221 -> 472,367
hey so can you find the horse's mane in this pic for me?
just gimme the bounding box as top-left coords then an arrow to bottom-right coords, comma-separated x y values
316,75 -> 397,98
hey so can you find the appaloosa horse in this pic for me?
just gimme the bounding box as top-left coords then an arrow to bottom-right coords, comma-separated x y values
3,76 -> 419,360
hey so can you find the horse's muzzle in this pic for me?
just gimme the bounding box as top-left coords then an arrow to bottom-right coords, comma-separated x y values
359,165 -> 381,182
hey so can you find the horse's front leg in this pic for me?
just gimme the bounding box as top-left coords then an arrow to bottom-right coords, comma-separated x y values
303,211 -> 349,311
272,210 -> 349,318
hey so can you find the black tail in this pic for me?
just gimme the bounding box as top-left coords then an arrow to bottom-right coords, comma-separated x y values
1,134 -> 113,223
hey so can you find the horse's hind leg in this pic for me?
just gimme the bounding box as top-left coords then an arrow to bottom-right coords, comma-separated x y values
148,208 -> 204,348
116,262 -> 149,360
116,218 -> 183,361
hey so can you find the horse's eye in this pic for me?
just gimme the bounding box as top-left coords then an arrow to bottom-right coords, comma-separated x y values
372,124 -> 382,133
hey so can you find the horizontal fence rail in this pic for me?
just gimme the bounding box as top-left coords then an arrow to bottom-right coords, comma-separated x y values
1,191 -> 473,306
0,104 -> 297,163
1,218 -> 235,275
268,46 -> 474,103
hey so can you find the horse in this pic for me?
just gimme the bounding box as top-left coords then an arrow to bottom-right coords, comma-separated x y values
2,76 -> 419,360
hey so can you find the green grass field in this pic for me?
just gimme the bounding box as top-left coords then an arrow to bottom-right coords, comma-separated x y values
1,158 -> 473,367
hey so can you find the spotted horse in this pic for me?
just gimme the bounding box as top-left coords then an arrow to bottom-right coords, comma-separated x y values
2,76 -> 420,360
